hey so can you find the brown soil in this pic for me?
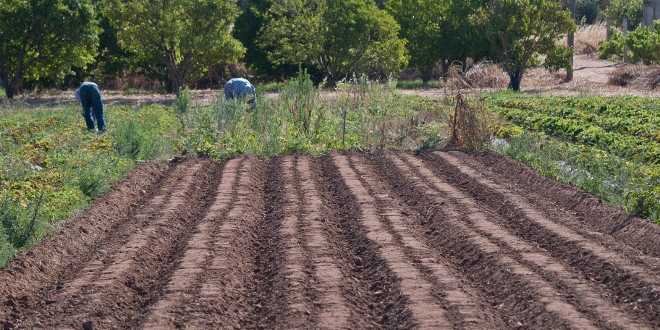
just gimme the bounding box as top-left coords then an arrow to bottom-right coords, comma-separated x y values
0,151 -> 658,329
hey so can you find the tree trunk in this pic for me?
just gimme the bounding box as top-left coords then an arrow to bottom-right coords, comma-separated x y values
1,78 -> 15,99
566,0 -> 576,81
642,1 -> 654,27
623,18 -> 629,64
507,69 -> 523,91
420,66 -> 434,84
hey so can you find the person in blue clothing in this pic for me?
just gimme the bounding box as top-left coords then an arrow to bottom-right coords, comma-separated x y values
224,78 -> 256,112
74,81 -> 106,132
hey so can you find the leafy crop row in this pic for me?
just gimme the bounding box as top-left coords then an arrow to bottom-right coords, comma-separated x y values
487,93 -> 660,222
487,95 -> 660,164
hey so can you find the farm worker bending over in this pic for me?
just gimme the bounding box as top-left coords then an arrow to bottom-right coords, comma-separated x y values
74,81 -> 106,132
224,78 -> 256,112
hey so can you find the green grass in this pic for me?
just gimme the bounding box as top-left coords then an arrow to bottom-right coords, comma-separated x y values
0,87 -> 5,99
395,79 -> 442,90
0,102 -> 180,265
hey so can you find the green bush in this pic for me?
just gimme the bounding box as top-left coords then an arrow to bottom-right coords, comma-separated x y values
112,105 -> 178,160
626,22 -> 660,64
598,23 -> 659,64
0,194 -> 47,255
604,0 -> 643,30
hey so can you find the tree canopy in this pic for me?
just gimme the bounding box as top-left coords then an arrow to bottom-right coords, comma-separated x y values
471,0 -> 576,91
106,0 -> 245,93
260,0 -> 408,84
0,0 -> 99,99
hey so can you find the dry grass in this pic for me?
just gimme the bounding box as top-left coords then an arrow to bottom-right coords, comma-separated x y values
464,61 -> 509,88
559,22 -> 608,55
611,64 -> 660,89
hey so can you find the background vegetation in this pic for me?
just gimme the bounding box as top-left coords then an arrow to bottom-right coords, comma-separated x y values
5,0 -> 651,97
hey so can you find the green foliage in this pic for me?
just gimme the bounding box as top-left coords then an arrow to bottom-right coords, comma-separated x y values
0,193 -> 47,259
604,0 -> 643,30
544,45 -> 574,73
178,78 -> 444,158
0,0 -> 100,99
576,0 -> 601,24
486,93 -> 660,222
598,23 -> 659,64
112,105 -> 178,160
626,22 -> 660,64
386,0 -> 490,83
597,29 -> 626,60
470,0 -> 576,91
106,0 -> 245,93
174,87 -> 192,115
259,0 -> 408,83
395,79 -> 442,90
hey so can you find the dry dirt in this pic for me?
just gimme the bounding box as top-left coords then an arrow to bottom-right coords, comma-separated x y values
0,151 -> 658,329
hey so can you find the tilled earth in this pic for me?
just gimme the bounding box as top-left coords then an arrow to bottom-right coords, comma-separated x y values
0,151 -> 658,329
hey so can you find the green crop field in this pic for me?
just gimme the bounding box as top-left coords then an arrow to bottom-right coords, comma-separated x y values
486,93 -> 660,222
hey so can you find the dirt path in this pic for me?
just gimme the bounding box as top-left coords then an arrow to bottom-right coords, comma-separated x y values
0,151 -> 658,329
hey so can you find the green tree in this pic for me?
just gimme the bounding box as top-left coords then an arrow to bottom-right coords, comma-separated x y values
604,0 -> 643,30
385,0 -> 448,82
471,0 -> 576,91
386,0 -> 491,83
0,0 -> 99,99
106,0 -> 245,93
260,0 -> 408,83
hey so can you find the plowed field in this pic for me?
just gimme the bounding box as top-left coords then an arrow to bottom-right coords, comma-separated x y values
1,151 -> 658,329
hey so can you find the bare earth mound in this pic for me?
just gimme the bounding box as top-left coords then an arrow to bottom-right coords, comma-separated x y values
0,151 -> 658,329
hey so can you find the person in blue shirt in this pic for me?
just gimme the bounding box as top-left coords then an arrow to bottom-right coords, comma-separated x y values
74,82 -> 106,132
224,78 -> 256,112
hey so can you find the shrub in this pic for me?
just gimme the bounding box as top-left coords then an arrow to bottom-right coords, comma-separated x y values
174,87 -> 191,114
598,22 -> 659,64
626,22 -> 660,64
0,193 -> 47,255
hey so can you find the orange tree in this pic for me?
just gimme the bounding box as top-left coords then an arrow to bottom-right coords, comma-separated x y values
471,0 -> 576,91
0,0 -> 99,99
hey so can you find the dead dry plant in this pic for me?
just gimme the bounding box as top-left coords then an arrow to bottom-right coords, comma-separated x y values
608,64 -> 660,89
559,22 -> 607,55
464,61 -> 508,88
447,92 -> 491,152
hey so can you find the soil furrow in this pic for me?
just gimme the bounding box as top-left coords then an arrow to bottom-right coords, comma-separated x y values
139,157 -> 241,328
466,150 -> 660,258
181,156 -> 271,328
347,154 -> 501,329
17,158 -> 221,328
444,151 -> 660,272
315,154 -> 414,328
396,153 -> 646,330
295,155 -> 350,328
3,150 -> 658,328
372,151 -> 596,328
333,153 -> 452,329
423,151 -> 660,324
0,161 -> 170,326
277,156 -> 313,327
